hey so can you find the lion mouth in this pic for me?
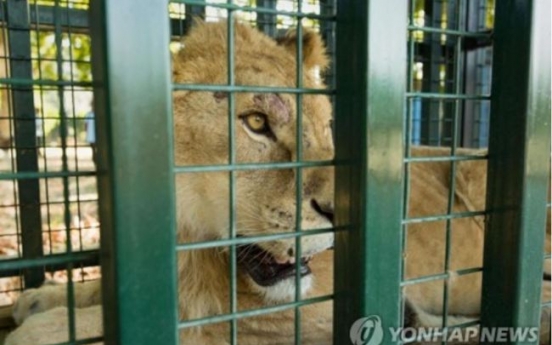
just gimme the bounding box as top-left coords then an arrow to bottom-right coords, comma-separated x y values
237,243 -> 312,287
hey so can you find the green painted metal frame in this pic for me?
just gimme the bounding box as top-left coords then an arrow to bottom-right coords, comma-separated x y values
480,0 -> 551,343
5,0 -> 44,289
333,0 -> 406,343
90,1 -> 178,344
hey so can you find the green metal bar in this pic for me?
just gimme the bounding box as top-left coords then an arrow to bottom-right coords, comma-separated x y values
226,13 -> 238,345
178,294 -> 333,329
90,1 -> 177,344
53,0 -> 76,339
401,267 -> 482,287
403,210 -> 486,224
49,336 -> 104,345
176,227 -> 337,251
334,0 -> 406,343
173,159 -> 333,173
420,0 -> 443,146
171,0 -> 335,20
0,170 -> 96,180
0,4 -> 88,30
173,83 -> 334,94
294,9 -> 304,345
407,92 -> 489,100
6,0 -> 45,289
0,78 -> 93,87
0,252 -> 99,279
0,250 -> 99,271
407,25 -> 491,38
441,1 -> 467,335
404,155 -> 487,163
480,0 -> 551,344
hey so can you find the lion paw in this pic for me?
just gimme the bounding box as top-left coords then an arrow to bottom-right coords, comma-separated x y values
12,281 -> 65,325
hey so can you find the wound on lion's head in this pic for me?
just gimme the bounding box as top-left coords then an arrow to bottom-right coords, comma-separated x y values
213,91 -> 228,102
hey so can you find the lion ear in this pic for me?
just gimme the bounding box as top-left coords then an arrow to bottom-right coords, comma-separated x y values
276,28 -> 329,72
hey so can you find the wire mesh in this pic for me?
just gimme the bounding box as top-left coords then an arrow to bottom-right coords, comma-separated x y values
403,0 -> 494,343
169,1 -> 336,344
1,0 -> 549,344
0,0 -> 98,343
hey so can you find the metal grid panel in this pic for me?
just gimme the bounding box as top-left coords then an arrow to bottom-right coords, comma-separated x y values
169,1 -> 336,344
0,0 -> 99,322
1,0 -> 549,344
404,0 -> 488,341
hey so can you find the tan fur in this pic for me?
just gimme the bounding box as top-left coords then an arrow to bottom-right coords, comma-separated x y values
6,22 -> 551,345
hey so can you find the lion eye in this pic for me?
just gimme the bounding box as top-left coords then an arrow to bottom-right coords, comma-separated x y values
242,113 -> 270,134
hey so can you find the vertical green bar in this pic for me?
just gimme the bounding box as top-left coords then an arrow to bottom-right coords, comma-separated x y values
333,0 -> 406,343
480,0 -> 551,343
6,0 -> 44,289
90,1 -> 177,345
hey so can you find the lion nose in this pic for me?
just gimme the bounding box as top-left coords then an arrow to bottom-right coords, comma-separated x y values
310,199 -> 334,224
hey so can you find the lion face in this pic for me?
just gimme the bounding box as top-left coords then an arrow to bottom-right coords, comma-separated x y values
173,22 -> 334,301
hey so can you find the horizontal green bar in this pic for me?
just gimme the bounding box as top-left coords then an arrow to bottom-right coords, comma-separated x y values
0,250 -> 99,272
173,83 -> 334,95
0,78 -> 93,88
178,294 -> 333,329
173,160 -> 334,173
0,170 -> 96,180
0,251 -> 99,278
404,155 -> 487,163
49,336 -> 104,345
401,267 -> 482,286
403,210 -> 486,224
544,254 -> 551,260
171,0 -> 335,20
408,25 -> 492,38
406,92 -> 490,100
176,226 -> 338,251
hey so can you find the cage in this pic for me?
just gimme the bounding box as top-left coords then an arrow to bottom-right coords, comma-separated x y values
0,0 -> 549,344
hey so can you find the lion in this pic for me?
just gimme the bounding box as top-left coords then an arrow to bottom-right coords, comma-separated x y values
5,21 -> 551,345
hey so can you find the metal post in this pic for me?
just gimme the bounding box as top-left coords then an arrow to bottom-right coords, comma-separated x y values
90,1 -> 177,344
481,1 -> 551,344
421,0 -> 443,145
334,0 -> 406,343
256,0 -> 277,37
6,0 -> 44,289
